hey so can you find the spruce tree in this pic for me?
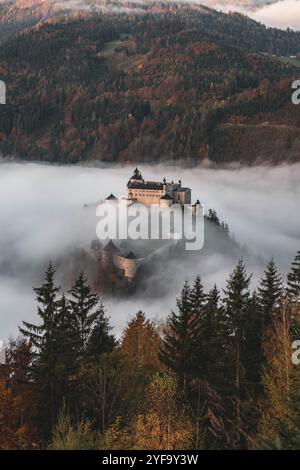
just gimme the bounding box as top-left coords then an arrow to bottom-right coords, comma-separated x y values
243,291 -> 265,395
223,259 -> 252,448
207,209 -> 220,225
258,258 -> 283,327
287,251 -> 300,301
87,302 -> 116,361
188,283 -> 230,450
189,275 -> 206,317
20,262 -> 60,350
159,281 -> 199,390
189,276 -> 208,375
68,271 -> 100,362
19,262 -> 62,438
202,284 -> 229,384
55,294 -> 79,383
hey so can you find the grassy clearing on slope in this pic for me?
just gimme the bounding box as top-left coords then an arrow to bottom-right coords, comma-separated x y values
280,57 -> 300,68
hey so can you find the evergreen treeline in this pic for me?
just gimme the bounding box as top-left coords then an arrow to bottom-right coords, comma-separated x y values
1,251 -> 300,449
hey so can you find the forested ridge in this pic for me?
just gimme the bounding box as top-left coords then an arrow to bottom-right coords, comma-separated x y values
0,2 -> 300,163
2,251 -> 300,449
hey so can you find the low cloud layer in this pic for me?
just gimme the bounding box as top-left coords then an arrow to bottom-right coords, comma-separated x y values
57,0 -> 300,30
0,160 -> 299,338
207,0 -> 300,30
251,0 -> 300,30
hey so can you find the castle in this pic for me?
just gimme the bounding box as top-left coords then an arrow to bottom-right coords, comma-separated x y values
99,168 -> 201,280
106,167 -> 199,208
125,168 -> 192,206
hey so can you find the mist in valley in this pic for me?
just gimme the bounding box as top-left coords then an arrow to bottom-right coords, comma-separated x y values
54,0 -> 300,31
202,0 -> 300,30
0,159 -> 299,338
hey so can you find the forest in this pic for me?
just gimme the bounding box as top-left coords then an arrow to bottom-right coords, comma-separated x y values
0,3 -> 300,164
1,249 -> 300,450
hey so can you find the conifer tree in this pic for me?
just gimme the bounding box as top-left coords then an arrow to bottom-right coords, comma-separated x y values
242,290 -> 265,412
223,259 -> 252,448
287,251 -> 300,301
87,302 -> 116,361
206,284 -> 220,313
189,284 -> 230,450
201,284 -> 229,384
258,258 -> 283,327
159,281 -> 200,390
68,270 -> 101,362
189,275 -> 206,317
207,209 -> 220,225
20,262 -> 60,350
55,294 -> 79,392
19,262 -> 62,438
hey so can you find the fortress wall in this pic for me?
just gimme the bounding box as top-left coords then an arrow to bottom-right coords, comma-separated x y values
160,198 -> 173,206
127,189 -> 164,205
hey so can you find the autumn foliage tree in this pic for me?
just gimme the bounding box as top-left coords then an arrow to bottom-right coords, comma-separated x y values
258,301 -> 300,449
121,311 -> 162,370
0,339 -> 40,449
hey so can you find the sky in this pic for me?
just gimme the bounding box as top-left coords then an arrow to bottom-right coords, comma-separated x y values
0,160 -> 299,339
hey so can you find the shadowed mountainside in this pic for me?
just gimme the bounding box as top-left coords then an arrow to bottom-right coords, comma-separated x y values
0,2 -> 300,164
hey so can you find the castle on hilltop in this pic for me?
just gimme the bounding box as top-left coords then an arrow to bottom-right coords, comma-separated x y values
100,168 -> 202,281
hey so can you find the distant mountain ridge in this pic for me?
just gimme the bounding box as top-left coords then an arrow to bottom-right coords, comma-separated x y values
0,0 -> 58,43
0,0 -> 299,46
0,1 -> 300,165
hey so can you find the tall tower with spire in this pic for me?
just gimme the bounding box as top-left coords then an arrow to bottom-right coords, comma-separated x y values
129,168 -> 143,183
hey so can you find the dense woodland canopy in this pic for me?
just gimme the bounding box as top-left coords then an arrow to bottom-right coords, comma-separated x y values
0,2 -> 300,163
1,250 -> 300,450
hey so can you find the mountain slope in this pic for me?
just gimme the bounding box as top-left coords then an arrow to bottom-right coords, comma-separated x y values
0,0 -> 59,44
0,2 -> 299,164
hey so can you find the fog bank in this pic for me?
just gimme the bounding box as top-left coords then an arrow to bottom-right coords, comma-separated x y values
0,160 -> 299,338
206,0 -> 300,30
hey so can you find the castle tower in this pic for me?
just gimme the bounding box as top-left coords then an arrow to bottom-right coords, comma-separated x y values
192,199 -> 202,216
101,239 -> 120,268
114,251 -> 137,280
129,168 -> 143,184
163,177 -> 167,193
160,193 -> 173,206
105,193 -> 118,203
